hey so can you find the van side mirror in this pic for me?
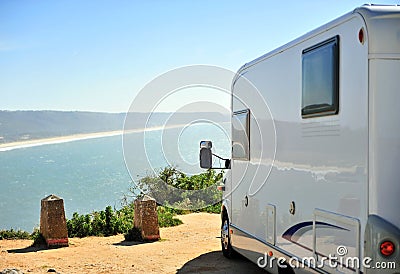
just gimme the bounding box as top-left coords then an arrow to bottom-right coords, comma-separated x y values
199,141 -> 212,169
224,159 -> 231,169
199,140 -> 231,169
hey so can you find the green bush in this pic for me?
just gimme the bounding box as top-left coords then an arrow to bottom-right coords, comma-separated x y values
157,206 -> 183,227
67,203 -> 185,239
0,229 -> 31,240
131,166 -> 224,211
197,202 -> 221,214
0,228 -> 46,244
67,204 -> 135,238
150,166 -> 223,191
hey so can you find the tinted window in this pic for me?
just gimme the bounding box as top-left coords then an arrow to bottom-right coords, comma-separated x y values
232,109 -> 250,160
302,36 -> 339,118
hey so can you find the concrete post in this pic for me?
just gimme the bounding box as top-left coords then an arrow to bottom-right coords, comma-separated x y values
40,194 -> 69,247
134,195 -> 160,241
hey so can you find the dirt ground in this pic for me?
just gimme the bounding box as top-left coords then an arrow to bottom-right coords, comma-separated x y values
0,213 -> 266,273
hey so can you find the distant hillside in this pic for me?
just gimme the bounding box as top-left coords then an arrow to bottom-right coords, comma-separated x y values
0,110 -> 229,144
0,111 -> 125,143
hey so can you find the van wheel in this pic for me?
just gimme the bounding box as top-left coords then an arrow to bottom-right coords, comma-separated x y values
221,212 -> 235,258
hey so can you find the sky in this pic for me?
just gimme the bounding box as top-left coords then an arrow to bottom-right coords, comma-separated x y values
1,1 -> 399,113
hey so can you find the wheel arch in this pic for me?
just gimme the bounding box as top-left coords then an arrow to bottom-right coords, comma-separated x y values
221,200 -> 230,221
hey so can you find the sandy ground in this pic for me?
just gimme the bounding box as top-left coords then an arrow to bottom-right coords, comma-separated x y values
0,213 -> 266,273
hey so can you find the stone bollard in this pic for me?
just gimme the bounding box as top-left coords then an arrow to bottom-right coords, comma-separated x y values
40,194 -> 69,247
134,195 -> 160,241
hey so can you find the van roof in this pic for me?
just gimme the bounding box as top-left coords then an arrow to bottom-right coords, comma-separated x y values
235,4 -> 400,77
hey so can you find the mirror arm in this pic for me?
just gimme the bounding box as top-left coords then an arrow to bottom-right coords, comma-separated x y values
212,153 -> 229,161
211,153 -> 231,169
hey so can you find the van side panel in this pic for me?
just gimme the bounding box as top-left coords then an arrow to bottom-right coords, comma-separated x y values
231,14 -> 369,272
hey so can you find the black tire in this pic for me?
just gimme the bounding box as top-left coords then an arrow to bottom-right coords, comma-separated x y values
221,211 -> 236,258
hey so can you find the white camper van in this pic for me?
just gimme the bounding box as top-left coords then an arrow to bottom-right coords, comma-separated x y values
200,5 -> 399,273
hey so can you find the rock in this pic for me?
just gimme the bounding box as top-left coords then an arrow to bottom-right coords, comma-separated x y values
47,269 -> 57,273
1,269 -> 24,274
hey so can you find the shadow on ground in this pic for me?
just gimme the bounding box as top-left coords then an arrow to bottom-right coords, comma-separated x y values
112,240 -> 147,247
176,251 -> 267,274
113,237 -> 164,246
7,244 -> 54,254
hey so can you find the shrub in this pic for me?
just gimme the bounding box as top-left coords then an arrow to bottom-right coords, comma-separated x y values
196,202 -> 221,214
157,206 -> 183,227
0,229 -> 31,240
0,228 -> 46,244
67,204 -> 135,238
130,166 -> 224,211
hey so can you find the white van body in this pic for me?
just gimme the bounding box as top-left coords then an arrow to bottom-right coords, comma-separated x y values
222,5 -> 400,273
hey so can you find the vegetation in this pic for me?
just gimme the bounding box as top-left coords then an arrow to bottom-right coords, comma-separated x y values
130,166 -> 223,212
157,206 -> 183,227
157,166 -> 223,190
0,227 -> 45,247
67,204 -> 135,238
67,204 -> 187,239
0,229 -> 32,240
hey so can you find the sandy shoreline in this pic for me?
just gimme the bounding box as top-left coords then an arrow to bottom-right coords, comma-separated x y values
0,131 -> 124,152
0,123 -> 205,152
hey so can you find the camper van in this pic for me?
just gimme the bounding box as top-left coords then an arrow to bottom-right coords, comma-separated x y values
200,5 -> 400,273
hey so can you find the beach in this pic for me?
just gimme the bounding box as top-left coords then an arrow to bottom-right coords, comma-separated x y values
0,131 -> 124,152
0,213 -> 266,274
0,123 -> 193,152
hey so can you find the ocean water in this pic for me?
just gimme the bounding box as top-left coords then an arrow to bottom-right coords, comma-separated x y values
0,124 -> 230,231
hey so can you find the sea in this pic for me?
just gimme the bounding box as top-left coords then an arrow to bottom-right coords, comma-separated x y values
0,123 -> 230,232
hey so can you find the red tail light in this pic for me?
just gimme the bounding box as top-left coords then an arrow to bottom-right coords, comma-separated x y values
380,241 -> 395,257
358,28 -> 365,44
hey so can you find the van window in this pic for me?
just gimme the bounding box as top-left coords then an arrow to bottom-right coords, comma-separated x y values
232,109 -> 250,160
302,36 -> 339,118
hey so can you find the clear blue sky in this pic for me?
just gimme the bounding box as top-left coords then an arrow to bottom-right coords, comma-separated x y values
1,1 -> 398,113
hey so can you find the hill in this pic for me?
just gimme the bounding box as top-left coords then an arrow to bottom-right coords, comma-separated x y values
0,110 -> 229,144
0,111 -> 125,143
